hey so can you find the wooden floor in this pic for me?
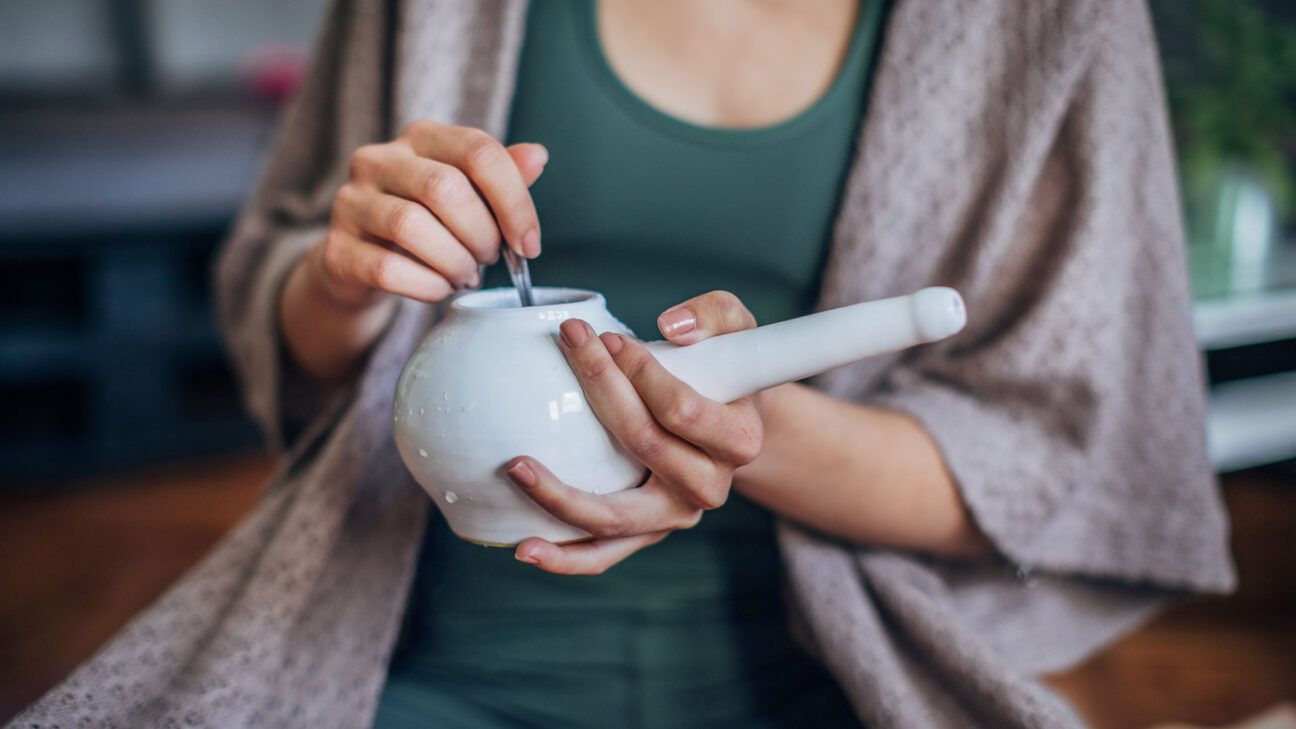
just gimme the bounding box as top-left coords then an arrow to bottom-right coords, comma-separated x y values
1,456 -> 1293,728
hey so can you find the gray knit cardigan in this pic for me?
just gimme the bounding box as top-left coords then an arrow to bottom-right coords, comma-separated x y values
11,1 -> 1235,727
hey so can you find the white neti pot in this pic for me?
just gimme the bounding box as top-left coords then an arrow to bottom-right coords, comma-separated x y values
393,286 -> 966,546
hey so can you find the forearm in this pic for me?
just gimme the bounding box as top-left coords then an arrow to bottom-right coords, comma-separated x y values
735,383 -> 991,558
279,243 -> 398,382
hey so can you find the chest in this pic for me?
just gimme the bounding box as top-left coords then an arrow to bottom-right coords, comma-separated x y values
596,0 -> 862,129
500,0 -> 881,333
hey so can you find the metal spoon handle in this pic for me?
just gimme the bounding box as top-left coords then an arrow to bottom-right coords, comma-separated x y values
502,247 -> 535,307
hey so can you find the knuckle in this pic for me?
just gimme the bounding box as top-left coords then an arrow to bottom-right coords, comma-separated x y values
348,145 -> 381,179
713,290 -> 741,310
663,393 -> 704,430
710,290 -> 755,330
674,510 -> 703,530
331,183 -> 357,219
466,231 -> 502,263
504,193 -> 535,224
401,119 -> 436,141
448,258 -> 478,285
574,352 -> 615,383
626,421 -> 668,462
366,254 -> 398,291
420,165 -> 468,207
462,132 -> 505,170
691,481 -> 729,511
725,411 -> 764,465
588,525 -> 618,541
620,347 -> 654,382
731,434 -> 763,466
386,201 -> 422,241
715,291 -> 747,326
320,235 -> 347,275
590,509 -> 630,540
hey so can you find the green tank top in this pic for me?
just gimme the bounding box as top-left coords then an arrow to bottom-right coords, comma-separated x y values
377,2 -> 883,727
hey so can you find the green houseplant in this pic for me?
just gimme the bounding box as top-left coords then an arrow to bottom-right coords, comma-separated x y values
1152,0 -> 1296,294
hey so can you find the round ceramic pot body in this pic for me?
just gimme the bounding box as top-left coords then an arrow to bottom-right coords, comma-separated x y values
394,285 -> 967,546
394,288 -> 640,546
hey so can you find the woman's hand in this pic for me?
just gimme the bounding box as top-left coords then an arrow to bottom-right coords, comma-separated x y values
505,292 -> 763,575
315,122 -> 548,307
281,123 -> 547,381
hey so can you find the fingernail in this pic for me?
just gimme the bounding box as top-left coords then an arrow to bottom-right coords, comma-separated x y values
600,332 -> 624,355
559,320 -> 590,349
521,228 -> 541,259
515,549 -> 539,565
466,269 -> 481,289
534,144 -> 549,167
506,460 -> 537,488
658,307 -> 696,337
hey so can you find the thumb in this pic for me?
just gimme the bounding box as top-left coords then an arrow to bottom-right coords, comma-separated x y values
507,142 -> 549,187
657,291 -> 756,345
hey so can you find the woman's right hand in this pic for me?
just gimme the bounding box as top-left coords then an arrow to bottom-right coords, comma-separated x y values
312,121 -> 548,309
280,123 -> 547,382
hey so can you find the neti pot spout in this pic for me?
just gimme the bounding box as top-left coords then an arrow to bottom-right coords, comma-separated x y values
647,287 -> 966,403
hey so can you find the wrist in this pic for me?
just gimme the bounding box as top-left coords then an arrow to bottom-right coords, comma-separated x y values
279,242 -> 398,382
731,383 -> 799,492
750,383 -> 799,440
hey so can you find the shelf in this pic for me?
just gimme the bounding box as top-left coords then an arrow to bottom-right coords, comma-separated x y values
1195,287 -> 1296,350
1208,371 -> 1296,472
1192,237 -> 1296,350
0,102 -> 273,240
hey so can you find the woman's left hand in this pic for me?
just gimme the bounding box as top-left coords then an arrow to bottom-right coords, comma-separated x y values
505,291 -> 763,574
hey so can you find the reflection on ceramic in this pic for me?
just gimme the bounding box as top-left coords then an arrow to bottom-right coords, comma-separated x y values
393,286 -> 966,546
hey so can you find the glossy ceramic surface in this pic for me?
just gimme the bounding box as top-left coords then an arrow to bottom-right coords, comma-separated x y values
394,286 -> 966,545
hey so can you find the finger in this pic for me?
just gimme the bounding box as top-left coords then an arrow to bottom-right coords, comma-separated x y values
504,457 -> 699,538
405,123 -> 542,258
354,147 -> 503,265
506,142 -> 548,187
557,318 -> 712,483
514,531 -> 669,576
656,290 -> 757,345
320,229 -> 454,303
334,184 -> 480,287
602,333 -> 763,468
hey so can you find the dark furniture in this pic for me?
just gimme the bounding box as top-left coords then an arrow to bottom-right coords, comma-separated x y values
0,103 -> 275,483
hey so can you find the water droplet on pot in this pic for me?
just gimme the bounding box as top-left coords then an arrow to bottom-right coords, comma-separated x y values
418,448 -> 428,458
441,391 -> 450,401
460,401 -> 476,412
444,491 -> 459,504
419,408 -> 425,415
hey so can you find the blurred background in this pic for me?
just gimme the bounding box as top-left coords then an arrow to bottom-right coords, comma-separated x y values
0,1 -> 1292,727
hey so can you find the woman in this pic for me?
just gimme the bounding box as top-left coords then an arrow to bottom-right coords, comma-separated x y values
11,1 -> 1234,727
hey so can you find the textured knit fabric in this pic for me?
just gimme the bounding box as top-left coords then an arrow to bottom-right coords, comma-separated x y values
8,1 -> 1235,728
